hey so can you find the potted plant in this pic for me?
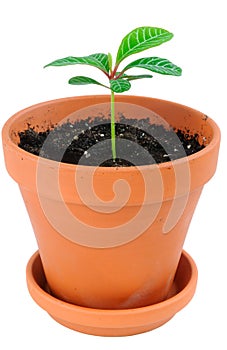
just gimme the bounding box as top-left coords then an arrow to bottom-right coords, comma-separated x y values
2,26 -> 220,336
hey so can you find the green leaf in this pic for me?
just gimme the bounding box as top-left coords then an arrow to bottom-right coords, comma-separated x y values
116,72 -> 153,81
110,79 -> 131,93
68,76 -> 108,88
116,27 -> 173,65
123,57 -> 182,76
108,52 -> 113,71
44,53 -> 110,74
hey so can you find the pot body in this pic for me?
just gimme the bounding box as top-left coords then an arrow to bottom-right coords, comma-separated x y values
2,95 -> 220,309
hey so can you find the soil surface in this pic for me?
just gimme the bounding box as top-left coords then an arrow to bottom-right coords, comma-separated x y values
18,116 -> 205,167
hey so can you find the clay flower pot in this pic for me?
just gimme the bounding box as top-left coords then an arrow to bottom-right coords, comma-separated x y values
2,95 -> 220,335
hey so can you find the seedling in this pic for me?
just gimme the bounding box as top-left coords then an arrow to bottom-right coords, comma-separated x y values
44,26 -> 182,161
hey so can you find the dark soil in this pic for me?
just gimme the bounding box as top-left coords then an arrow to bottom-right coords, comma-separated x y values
18,115 -> 205,167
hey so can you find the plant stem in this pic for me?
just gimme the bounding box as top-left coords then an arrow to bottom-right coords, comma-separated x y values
111,89 -> 116,160
111,64 -> 119,79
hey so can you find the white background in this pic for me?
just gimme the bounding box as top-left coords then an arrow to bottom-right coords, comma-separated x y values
0,0 -> 226,348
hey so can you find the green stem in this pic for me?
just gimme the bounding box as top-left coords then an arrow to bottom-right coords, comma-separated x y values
111,89 -> 116,160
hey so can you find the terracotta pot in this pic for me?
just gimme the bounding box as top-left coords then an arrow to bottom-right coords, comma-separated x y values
2,95 -> 220,310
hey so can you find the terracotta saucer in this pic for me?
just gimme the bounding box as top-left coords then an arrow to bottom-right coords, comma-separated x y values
26,250 -> 198,336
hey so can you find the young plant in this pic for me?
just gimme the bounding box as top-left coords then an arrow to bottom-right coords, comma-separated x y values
44,26 -> 182,161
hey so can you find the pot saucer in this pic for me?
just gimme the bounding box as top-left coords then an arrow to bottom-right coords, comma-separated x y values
26,250 -> 197,337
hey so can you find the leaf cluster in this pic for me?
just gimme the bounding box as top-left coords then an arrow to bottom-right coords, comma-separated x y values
44,27 -> 182,93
